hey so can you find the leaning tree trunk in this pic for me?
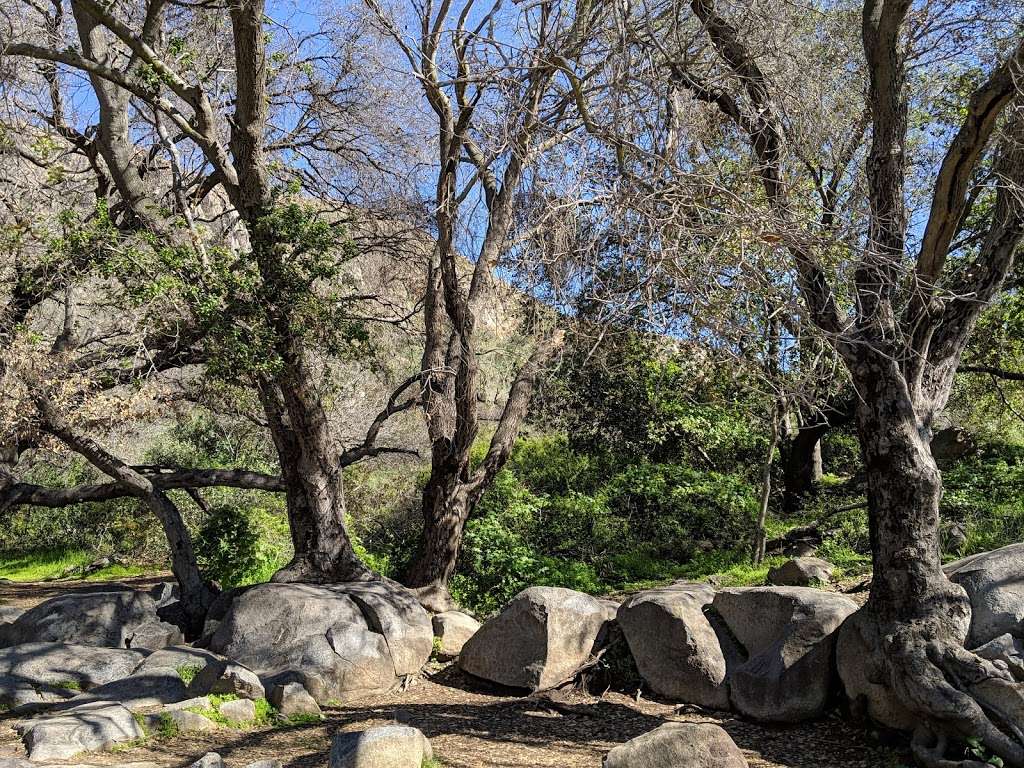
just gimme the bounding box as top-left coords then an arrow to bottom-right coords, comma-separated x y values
147,491 -> 216,638
847,361 -> 1024,767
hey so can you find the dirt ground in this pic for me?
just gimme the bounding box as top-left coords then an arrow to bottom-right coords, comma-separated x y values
0,578 -> 905,768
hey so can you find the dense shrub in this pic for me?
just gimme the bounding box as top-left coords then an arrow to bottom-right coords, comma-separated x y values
942,442 -> 1024,556
194,502 -> 291,587
447,435 -> 758,614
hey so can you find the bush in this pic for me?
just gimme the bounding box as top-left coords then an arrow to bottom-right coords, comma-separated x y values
194,503 -> 291,586
446,435 -> 759,614
942,445 -> 1024,556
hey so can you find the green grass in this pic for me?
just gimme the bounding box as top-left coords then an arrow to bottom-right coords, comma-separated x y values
176,664 -> 206,686
422,759 -> 445,768
186,695 -> 277,729
49,679 -> 82,691
0,548 -> 94,581
0,548 -> 146,582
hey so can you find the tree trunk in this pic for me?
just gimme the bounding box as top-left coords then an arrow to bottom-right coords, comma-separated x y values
753,412 -> 781,565
848,361 -> 1024,767
148,491 -> 216,638
257,379 -> 371,584
782,425 -> 825,511
404,470 -> 470,612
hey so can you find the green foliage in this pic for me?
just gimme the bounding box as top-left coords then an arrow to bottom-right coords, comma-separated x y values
176,664 -> 205,686
50,679 -> 82,691
152,712 -> 179,739
553,333 -> 764,468
942,443 -> 1024,556
448,434 -> 758,614
194,503 -> 290,587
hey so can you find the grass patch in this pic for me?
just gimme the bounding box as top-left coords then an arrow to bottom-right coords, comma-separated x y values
0,548 -> 94,581
152,712 -> 179,739
176,664 -> 205,686
0,548 -> 146,582
282,712 -> 322,726
186,695 -> 277,729
422,760 -> 445,768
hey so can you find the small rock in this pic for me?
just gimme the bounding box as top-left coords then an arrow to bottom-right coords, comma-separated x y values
16,701 -> 144,761
431,611 -> 480,658
189,659 -> 265,700
146,709 -> 218,734
767,557 -> 834,587
218,697 -> 257,724
974,633 -> 1024,681
269,682 -> 321,718
330,725 -> 433,768
0,606 -> 24,624
165,696 -> 213,711
603,722 -> 748,768
243,761 -> 282,768
187,753 -> 225,768
150,582 -> 180,608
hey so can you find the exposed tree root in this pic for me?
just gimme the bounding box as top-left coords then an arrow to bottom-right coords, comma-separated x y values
271,553 -> 375,584
881,627 -> 1024,768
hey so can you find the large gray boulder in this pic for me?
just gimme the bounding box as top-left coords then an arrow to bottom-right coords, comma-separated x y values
603,722 -> 748,768
63,646 -> 218,712
431,611 -> 480,658
207,581 -> 433,703
330,725 -> 433,768
0,590 -> 181,650
616,583 -> 734,709
16,701 -> 144,760
459,586 -> 616,691
946,544 -> 1024,647
0,642 -> 144,691
767,558 -> 834,587
713,587 -> 857,723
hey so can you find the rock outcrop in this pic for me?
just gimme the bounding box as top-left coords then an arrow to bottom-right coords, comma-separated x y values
459,586 -> 616,690
0,590 -> 181,650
